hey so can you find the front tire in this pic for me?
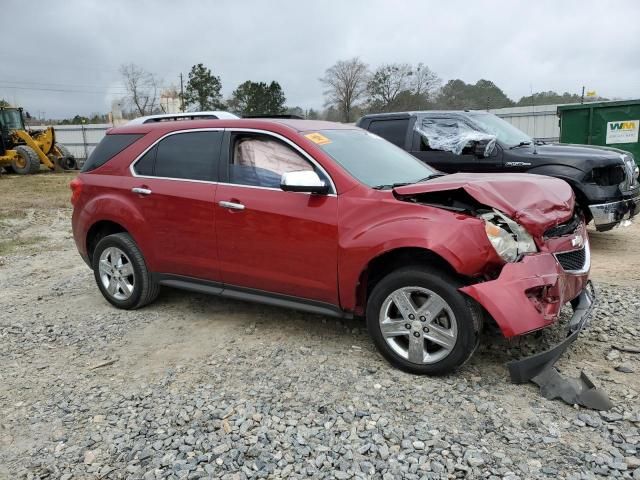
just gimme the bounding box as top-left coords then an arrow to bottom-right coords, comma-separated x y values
366,267 -> 481,375
12,145 -> 41,174
92,233 -> 160,309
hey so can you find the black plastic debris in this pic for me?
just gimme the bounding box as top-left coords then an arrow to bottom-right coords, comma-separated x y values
508,283 -> 595,384
531,368 -> 613,411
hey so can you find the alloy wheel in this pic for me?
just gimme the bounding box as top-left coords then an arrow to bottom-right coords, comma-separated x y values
98,247 -> 135,301
379,286 -> 458,364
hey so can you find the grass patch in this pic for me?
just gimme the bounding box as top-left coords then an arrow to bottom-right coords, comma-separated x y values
0,171 -> 76,214
0,235 -> 46,256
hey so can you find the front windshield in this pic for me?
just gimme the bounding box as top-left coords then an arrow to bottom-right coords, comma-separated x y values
468,113 -> 532,147
307,129 -> 435,188
1,110 -> 24,130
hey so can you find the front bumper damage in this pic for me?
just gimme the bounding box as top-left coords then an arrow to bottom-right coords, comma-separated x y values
507,281 -> 594,383
463,259 -> 611,409
589,191 -> 639,231
508,282 -> 612,410
460,251 -> 589,339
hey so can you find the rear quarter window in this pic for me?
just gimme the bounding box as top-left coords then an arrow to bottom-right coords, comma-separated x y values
81,133 -> 143,172
367,118 -> 410,147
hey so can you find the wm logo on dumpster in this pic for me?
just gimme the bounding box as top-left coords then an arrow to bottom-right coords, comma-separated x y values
606,119 -> 639,144
609,121 -> 637,131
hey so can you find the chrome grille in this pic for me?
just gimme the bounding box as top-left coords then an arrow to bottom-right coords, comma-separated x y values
621,154 -> 639,190
555,247 -> 587,272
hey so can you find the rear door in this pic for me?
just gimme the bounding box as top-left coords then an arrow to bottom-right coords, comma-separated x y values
214,130 -> 339,305
365,117 -> 412,149
127,129 -> 223,280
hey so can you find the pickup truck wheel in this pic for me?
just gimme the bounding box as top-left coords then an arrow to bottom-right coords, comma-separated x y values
92,233 -> 160,309
366,267 -> 481,375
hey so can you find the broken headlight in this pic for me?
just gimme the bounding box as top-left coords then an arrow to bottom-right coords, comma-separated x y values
480,210 -> 537,262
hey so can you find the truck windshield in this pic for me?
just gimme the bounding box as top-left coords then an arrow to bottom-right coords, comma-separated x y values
1,110 -> 24,130
308,129 -> 436,189
468,113 -> 532,148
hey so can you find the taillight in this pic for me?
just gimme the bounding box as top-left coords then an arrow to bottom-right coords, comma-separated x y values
70,177 -> 82,206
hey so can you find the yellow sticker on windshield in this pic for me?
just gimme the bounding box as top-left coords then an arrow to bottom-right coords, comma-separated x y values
304,132 -> 331,145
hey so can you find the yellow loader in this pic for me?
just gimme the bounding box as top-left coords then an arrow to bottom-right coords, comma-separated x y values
0,106 -> 76,174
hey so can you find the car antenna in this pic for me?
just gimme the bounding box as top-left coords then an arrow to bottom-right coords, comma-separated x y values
530,84 -> 538,154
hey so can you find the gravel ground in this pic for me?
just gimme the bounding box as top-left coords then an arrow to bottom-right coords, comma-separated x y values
1,202 -> 639,480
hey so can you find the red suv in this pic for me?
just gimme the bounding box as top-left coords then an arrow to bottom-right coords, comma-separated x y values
71,119 -> 593,378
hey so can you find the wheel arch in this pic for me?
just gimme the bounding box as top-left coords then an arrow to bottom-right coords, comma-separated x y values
526,165 -> 591,221
86,220 -> 129,263
353,247 -> 462,316
77,193 -> 153,268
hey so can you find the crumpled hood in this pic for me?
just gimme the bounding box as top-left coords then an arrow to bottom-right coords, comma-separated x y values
394,173 -> 575,236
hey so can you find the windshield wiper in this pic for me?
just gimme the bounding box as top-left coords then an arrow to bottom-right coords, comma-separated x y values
372,182 -> 411,190
372,174 -> 443,190
509,141 -> 532,149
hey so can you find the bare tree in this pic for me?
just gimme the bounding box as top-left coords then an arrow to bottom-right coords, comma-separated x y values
320,58 -> 369,122
412,63 -> 441,100
119,63 -> 159,116
365,62 -> 442,112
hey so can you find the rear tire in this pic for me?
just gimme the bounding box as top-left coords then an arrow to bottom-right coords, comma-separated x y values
92,233 -> 160,309
366,267 -> 482,375
12,145 -> 41,174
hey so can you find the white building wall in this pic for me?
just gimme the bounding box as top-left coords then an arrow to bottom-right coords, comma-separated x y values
487,103 -> 581,142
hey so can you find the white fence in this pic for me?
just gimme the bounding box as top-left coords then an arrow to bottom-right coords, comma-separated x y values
489,104 -> 571,142
32,123 -> 111,160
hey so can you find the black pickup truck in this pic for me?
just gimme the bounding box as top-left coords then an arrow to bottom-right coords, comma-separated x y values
357,111 -> 640,231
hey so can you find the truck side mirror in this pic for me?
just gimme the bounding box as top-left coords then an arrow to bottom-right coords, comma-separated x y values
473,139 -> 495,158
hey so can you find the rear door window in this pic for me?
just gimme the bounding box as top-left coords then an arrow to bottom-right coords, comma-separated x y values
82,134 -> 143,172
134,131 -> 223,181
367,118 -> 410,147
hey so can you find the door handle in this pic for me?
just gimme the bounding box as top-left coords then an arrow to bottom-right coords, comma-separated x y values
218,200 -> 245,211
132,187 -> 152,195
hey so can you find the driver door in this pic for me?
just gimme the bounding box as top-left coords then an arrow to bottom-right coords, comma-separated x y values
411,116 -> 501,173
214,131 -> 339,305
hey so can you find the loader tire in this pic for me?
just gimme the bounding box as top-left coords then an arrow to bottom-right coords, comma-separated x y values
12,146 -> 41,175
55,144 -> 77,170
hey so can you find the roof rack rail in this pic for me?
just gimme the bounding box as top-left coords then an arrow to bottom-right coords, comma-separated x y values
242,114 -> 305,119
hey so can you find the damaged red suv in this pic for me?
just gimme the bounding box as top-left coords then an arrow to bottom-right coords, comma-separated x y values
71,119 -> 593,378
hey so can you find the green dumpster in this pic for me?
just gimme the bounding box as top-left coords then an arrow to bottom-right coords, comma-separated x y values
558,99 -> 640,166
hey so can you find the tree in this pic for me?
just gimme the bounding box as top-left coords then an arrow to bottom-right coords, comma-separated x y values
59,114 -> 89,125
119,63 -> 160,116
306,108 -> 319,120
183,63 -> 224,111
366,62 -> 441,112
515,90 -> 607,106
228,81 -> 286,115
367,63 -> 414,112
0,99 -> 9,107
286,106 -> 305,118
435,79 -> 514,110
320,57 -> 369,122
412,63 -> 441,101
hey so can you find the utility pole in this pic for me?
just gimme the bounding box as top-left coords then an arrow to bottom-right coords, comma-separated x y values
581,86 -> 585,104
180,73 -> 185,112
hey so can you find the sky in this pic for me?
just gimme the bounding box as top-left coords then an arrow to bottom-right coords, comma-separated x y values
2,0 -> 639,119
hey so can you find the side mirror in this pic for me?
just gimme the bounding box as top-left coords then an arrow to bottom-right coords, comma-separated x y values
281,170 -> 329,194
473,138 -> 496,158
